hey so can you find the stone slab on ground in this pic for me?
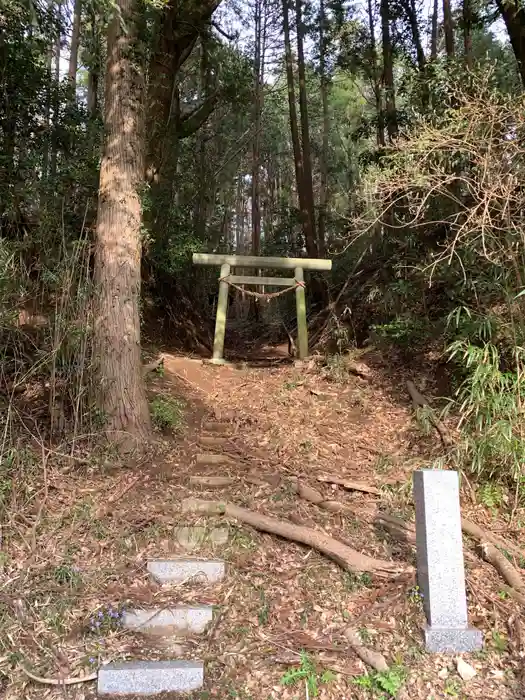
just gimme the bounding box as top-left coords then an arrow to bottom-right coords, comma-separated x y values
98,660 -> 204,695
175,525 -> 229,550
122,605 -> 213,635
413,469 -> 483,653
148,558 -> 225,585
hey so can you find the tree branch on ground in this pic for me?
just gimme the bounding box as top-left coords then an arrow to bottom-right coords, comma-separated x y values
181,498 -> 411,576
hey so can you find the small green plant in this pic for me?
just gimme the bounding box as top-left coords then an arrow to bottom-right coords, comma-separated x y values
280,651 -> 336,697
478,482 -> 504,510
343,571 -> 373,592
150,395 -> 185,431
408,585 -> 424,604
257,587 -> 270,625
53,563 -> 82,587
352,665 -> 407,698
444,678 -> 462,696
491,629 -> 507,653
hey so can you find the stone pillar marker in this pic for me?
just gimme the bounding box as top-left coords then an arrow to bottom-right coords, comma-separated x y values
413,469 -> 483,653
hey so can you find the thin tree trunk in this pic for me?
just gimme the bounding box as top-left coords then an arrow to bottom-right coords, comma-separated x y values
282,0 -> 307,250
380,0 -> 398,141
443,0 -> 455,58
463,0 -> 473,69
405,0 -> 426,72
68,0 -> 82,91
50,5 -> 61,180
295,0 -> 317,257
94,0 -> 151,446
318,0 -> 329,257
367,0 -> 385,147
430,0 -> 439,60
251,0 -> 263,256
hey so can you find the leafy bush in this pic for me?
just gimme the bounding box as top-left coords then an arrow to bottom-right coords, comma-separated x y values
150,395 -> 185,431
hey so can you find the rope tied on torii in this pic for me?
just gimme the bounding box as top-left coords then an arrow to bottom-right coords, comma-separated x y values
219,274 -> 305,302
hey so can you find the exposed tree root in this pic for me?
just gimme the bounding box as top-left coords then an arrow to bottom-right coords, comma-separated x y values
181,498 -> 411,576
189,476 -> 235,488
317,474 -> 381,496
344,628 -> 389,673
142,355 -> 164,376
374,510 -> 525,597
406,380 -> 454,448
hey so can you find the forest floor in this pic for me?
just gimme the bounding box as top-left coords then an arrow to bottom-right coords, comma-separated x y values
1,346 -> 525,699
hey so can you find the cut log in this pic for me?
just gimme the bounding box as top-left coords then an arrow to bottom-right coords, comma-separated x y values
181,498 -> 411,577
317,475 -> 381,496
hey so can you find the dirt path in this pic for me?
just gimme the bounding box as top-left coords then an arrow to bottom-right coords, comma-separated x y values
2,352 -> 524,699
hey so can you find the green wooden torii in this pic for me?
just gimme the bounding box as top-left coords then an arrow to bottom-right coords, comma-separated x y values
192,253 -> 332,363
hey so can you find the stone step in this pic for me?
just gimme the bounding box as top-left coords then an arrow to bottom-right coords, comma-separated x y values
98,660 -> 203,696
122,605 -> 214,635
148,558 -> 225,585
195,453 -> 234,466
175,525 -> 229,550
199,435 -> 229,448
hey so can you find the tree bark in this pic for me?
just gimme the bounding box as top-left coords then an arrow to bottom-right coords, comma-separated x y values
318,0 -> 329,257
93,0 -> 151,446
295,0 -> 318,257
367,0 -> 385,147
495,0 -> 525,88
68,0 -> 82,91
145,0 -> 222,183
462,0 -> 473,69
282,0 -> 307,249
430,0 -> 439,61
443,0 -> 455,58
380,0 -> 398,141
251,0 -> 264,256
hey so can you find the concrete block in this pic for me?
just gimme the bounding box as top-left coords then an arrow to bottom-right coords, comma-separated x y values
147,558 -> 225,585
98,660 -> 203,695
122,605 -> 213,635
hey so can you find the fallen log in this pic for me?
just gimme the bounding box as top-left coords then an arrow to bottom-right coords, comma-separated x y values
374,511 -> 525,596
181,498 -> 411,577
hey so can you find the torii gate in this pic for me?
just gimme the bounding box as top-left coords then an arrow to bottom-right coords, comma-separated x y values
192,253 -> 332,364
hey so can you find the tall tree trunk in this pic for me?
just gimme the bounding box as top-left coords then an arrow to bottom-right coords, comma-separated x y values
443,0 -> 455,58
318,0 -> 329,257
495,0 -> 525,87
430,0 -> 439,60
295,0 -> 317,257
68,0 -> 82,91
463,0 -> 473,69
251,0 -> 263,256
402,0 -> 426,72
93,0 -> 151,446
380,0 -> 398,141
282,0 -> 308,249
367,0 -> 385,147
